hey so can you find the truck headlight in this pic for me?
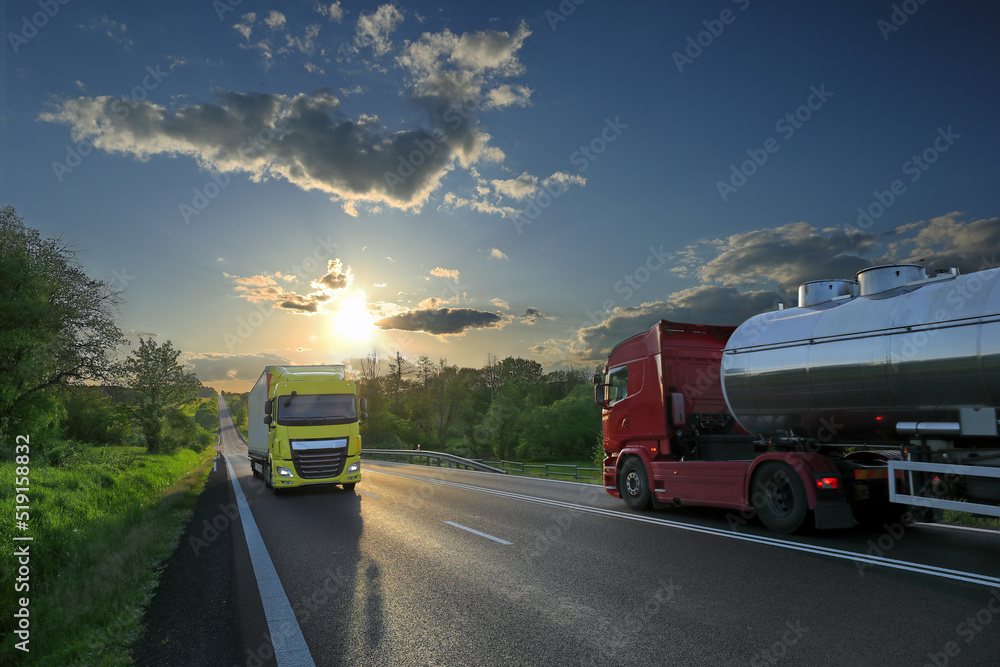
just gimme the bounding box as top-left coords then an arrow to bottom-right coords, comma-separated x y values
347,462 -> 360,474
277,466 -> 294,477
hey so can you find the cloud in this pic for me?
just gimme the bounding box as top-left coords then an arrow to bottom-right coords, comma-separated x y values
41,16 -> 577,220
567,214 -> 1000,363
440,192 -> 520,219
185,351 -> 292,383
542,171 -> 587,191
265,10 -> 287,29
374,307 -> 503,336
491,297 -> 510,309
39,90 -> 468,213
444,169 -> 585,218
234,12 -> 255,40
696,222 -> 875,290
488,248 -> 508,260
356,4 -> 404,56
491,172 -> 538,201
572,287 -> 781,362
312,258 -> 353,290
316,3 -> 344,22
881,212 -> 1000,274
484,84 -> 533,110
521,307 -> 554,324
430,267 -> 460,282
226,258 -> 354,315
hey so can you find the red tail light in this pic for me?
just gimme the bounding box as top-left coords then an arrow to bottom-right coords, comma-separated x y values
816,477 -> 839,490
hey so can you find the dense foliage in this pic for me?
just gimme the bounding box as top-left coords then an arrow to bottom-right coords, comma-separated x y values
352,352 -> 602,461
0,206 -> 214,457
0,205 -> 125,448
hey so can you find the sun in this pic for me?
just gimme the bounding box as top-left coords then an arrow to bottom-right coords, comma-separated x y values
331,293 -> 377,342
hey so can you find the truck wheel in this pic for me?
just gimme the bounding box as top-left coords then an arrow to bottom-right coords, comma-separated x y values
342,483 -> 357,491
620,458 -> 652,510
752,462 -> 808,533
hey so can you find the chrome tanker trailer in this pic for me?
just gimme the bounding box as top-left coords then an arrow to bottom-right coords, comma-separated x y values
598,263 -> 1000,532
721,263 -> 1000,521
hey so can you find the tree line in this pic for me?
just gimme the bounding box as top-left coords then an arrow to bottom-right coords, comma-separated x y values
1,205 -> 212,460
352,351 -> 603,462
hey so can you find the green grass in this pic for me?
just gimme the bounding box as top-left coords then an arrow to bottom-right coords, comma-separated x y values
942,509 -> 1000,530
0,444 -> 215,665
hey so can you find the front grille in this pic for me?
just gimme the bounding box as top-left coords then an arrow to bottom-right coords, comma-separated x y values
293,448 -> 347,479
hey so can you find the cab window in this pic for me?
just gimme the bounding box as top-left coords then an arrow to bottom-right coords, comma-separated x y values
608,366 -> 628,404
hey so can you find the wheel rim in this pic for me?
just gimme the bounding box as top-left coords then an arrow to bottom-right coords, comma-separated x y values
765,473 -> 793,517
625,470 -> 641,497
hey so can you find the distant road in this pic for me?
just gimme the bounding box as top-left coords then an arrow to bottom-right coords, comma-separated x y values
213,397 -> 1000,666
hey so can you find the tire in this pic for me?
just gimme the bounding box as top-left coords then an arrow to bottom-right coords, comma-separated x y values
342,482 -> 357,491
620,458 -> 652,510
751,462 -> 808,534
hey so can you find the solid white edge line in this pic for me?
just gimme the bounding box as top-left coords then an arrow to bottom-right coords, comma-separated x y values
444,521 -> 513,545
224,451 -> 315,666
368,468 -> 1000,588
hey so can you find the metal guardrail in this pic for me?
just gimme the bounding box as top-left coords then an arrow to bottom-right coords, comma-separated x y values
362,449 -> 507,474
495,460 -> 601,482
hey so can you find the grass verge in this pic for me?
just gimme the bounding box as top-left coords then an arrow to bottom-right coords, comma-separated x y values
0,444 -> 215,665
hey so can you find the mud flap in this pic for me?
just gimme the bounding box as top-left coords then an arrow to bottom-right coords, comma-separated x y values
813,501 -> 856,530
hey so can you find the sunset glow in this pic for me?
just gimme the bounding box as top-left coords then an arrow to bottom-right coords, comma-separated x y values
331,293 -> 377,343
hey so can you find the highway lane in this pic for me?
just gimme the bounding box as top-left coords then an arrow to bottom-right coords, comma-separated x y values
219,398 -> 1000,666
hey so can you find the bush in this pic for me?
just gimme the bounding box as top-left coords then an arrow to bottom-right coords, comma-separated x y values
60,386 -> 131,446
193,399 -> 219,432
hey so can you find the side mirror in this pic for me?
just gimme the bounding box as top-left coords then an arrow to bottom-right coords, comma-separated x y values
359,396 -> 368,422
594,383 -> 610,409
263,414 -> 272,425
264,399 -> 272,415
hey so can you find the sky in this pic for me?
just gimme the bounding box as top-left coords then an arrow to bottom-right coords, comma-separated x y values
4,1 -> 1000,392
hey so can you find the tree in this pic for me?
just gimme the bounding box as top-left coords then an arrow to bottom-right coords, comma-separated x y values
518,385 -> 602,460
387,350 -> 413,408
427,360 -> 470,449
358,349 -> 384,398
416,355 -> 435,388
123,338 -> 201,452
482,354 -> 500,403
0,205 -> 125,442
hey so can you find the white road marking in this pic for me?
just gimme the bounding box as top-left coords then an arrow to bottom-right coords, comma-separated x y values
444,521 -> 513,545
356,489 -> 379,498
369,468 -> 1000,588
223,439 -> 315,666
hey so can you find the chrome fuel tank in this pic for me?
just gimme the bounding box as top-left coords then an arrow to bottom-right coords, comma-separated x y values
721,265 -> 1000,440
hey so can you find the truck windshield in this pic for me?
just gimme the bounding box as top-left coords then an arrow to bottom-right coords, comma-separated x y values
276,394 -> 358,426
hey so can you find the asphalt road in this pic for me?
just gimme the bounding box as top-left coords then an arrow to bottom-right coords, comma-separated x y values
141,398 -> 1000,666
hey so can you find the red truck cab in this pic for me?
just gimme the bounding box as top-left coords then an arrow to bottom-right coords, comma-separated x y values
596,320 -> 855,533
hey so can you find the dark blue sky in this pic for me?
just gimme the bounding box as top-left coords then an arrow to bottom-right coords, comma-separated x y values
4,1 -> 999,390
